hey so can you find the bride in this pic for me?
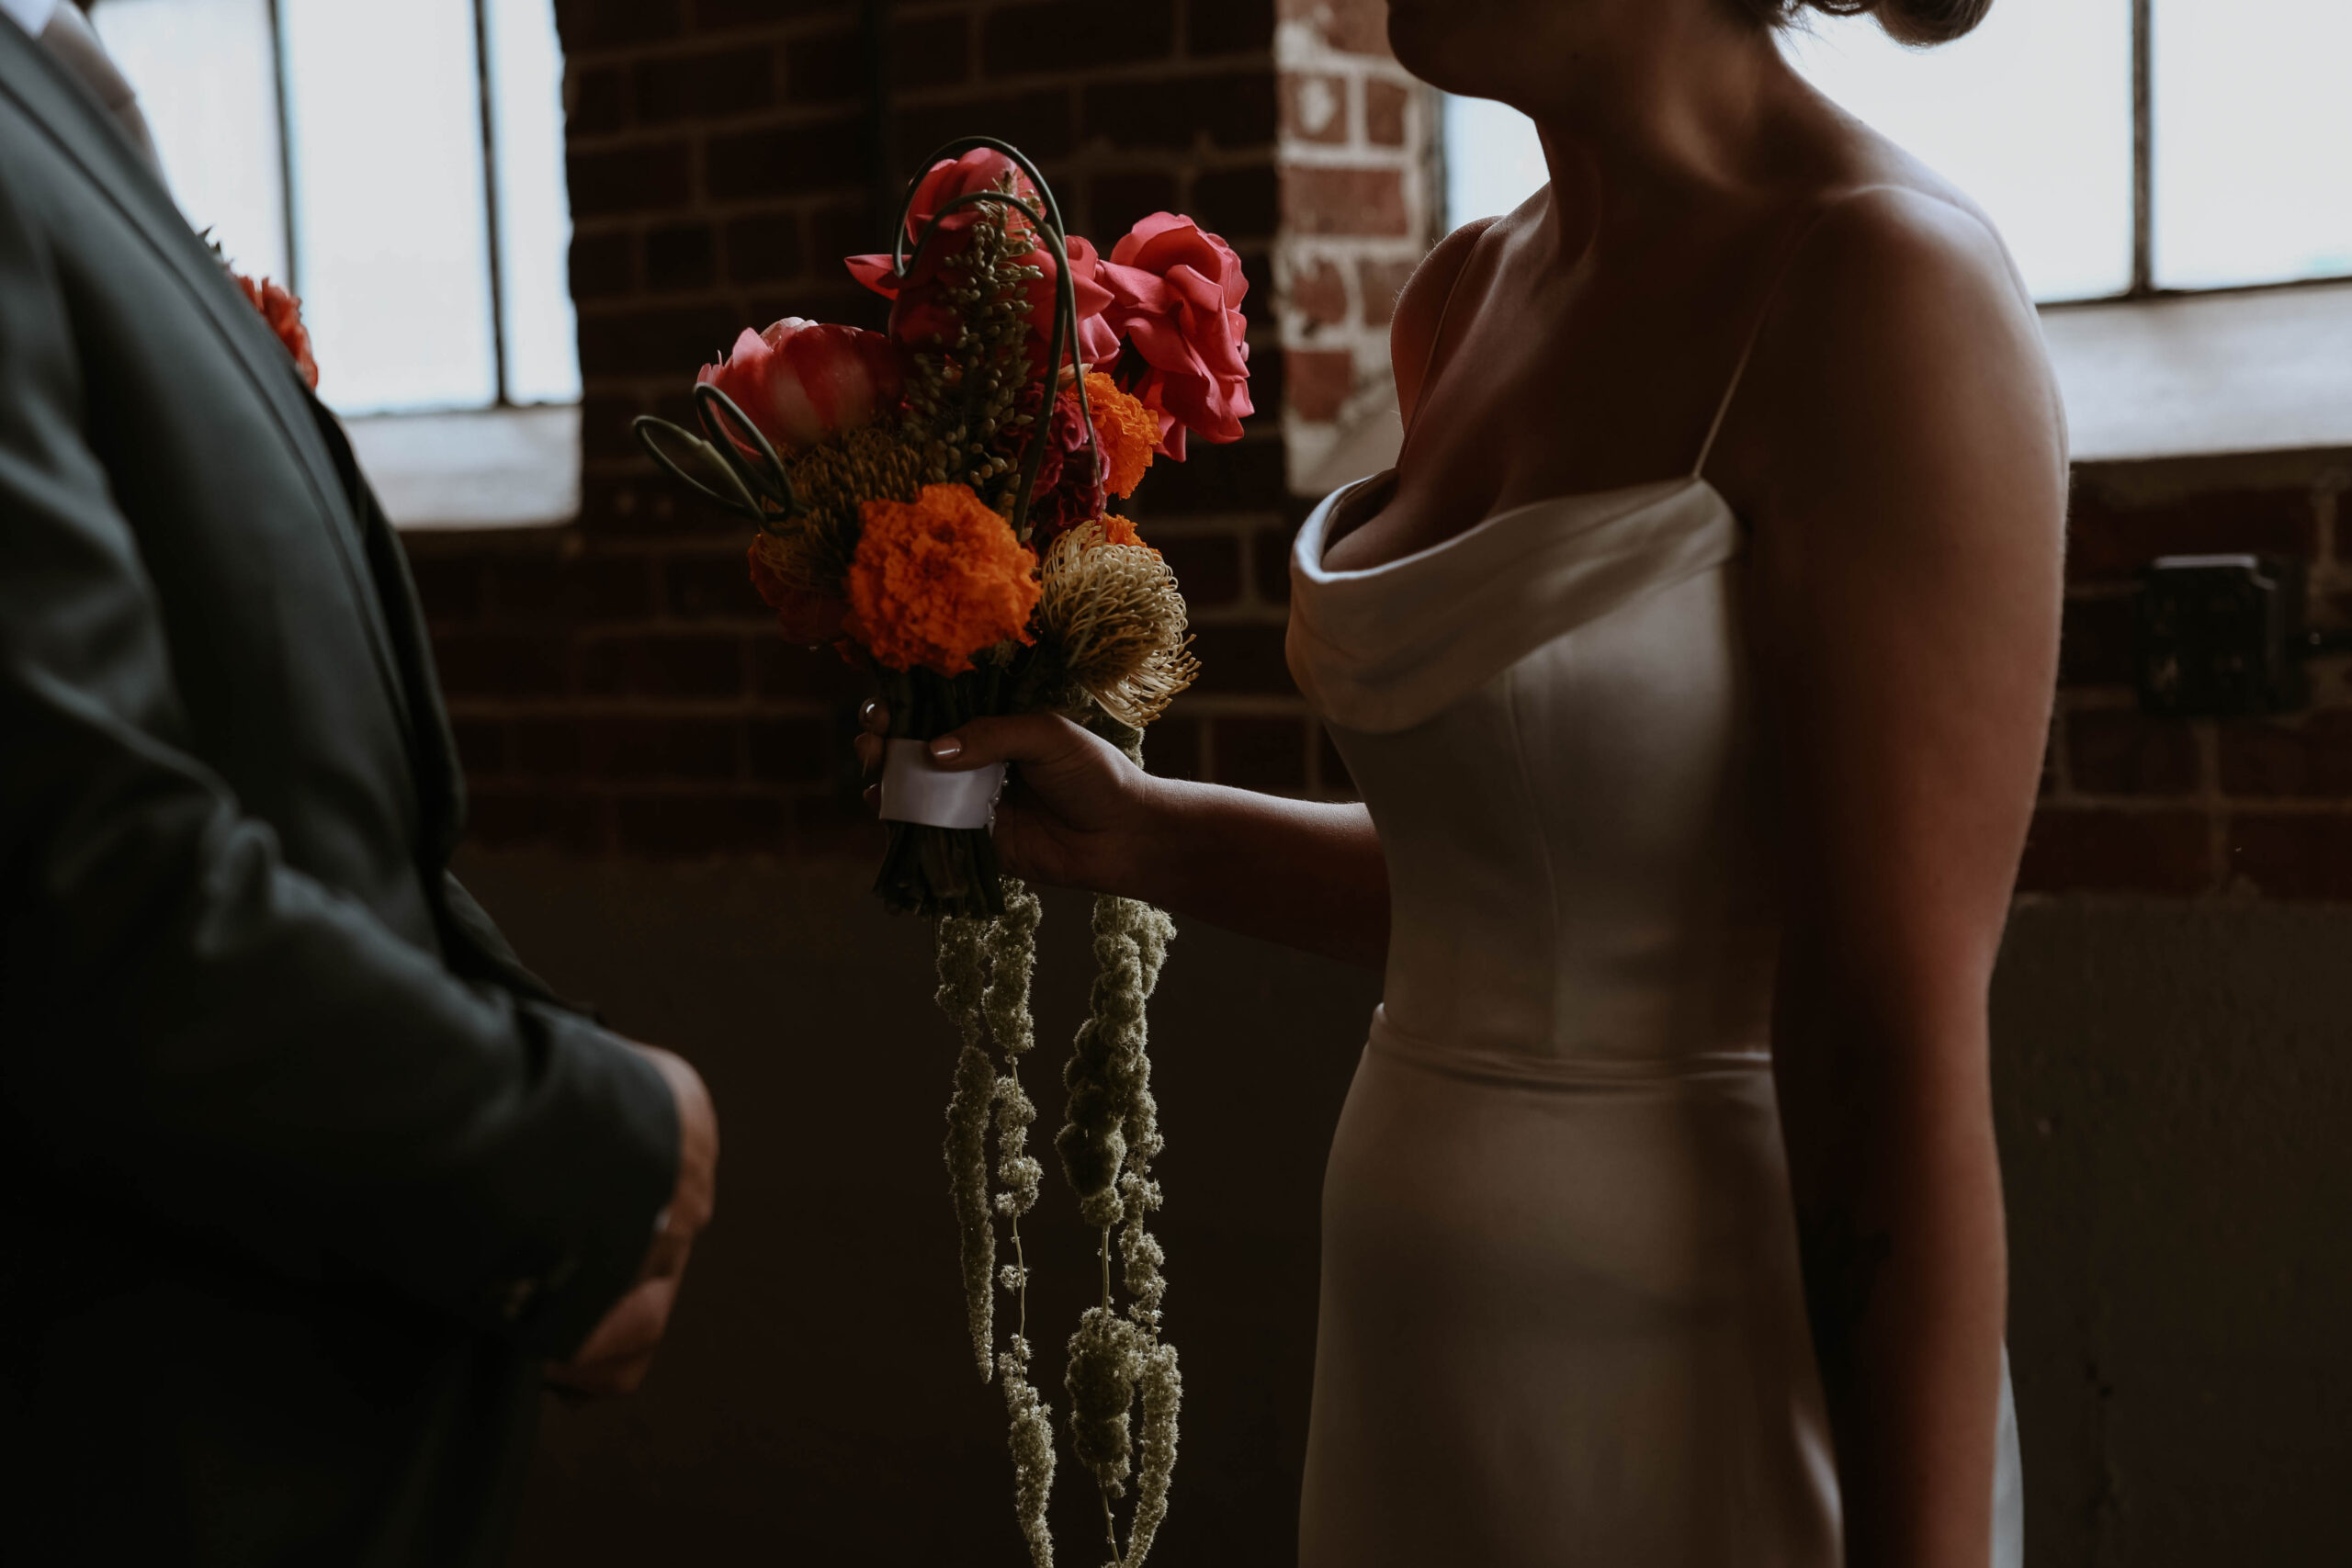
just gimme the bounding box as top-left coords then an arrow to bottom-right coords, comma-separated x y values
865,0 -> 2062,1560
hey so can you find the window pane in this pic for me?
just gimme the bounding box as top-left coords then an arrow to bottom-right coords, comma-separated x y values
281,0 -> 497,414
91,0 -> 288,283
1442,94 -> 1547,234
1780,0 -> 2135,302
2153,0 -> 2352,291
485,0 -> 581,405
1440,3 -> 2133,303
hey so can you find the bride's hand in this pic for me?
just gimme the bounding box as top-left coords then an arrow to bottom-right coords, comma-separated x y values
855,703 -> 1162,896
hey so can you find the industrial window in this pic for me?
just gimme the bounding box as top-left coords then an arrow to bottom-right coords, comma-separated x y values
1445,0 -> 2352,306
92,0 -> 582,524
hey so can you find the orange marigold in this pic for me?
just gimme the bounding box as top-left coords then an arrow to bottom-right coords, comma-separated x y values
846,483 -> 1042,674
1099,513 -> 1147,550
1084,371 -> 1158,499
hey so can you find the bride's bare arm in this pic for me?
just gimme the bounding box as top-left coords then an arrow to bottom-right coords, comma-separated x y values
1738,190 -> 2064,1568
832,219 -> 1503,970
857,708 -> 1389,968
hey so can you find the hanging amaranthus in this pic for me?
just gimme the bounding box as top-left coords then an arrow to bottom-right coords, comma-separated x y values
934,763 -> 1183,1568
1049,719 -> 1182,1568
938,915 -> 998,1378
938,882 -> 1065,1566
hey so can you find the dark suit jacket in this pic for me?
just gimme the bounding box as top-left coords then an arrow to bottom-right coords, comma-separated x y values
0,24 -> 676,1565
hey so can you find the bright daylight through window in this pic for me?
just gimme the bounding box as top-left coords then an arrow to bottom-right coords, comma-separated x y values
90,0 -> 580,419
1442,0 -> 2352,459
1446,0 -> 2352,301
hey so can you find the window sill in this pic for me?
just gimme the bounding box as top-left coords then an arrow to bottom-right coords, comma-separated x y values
2044,281 -> 2352,464
343,403 -> 581,531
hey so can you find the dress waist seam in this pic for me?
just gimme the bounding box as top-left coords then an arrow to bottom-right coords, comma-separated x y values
1366,1007 -> 1772,1091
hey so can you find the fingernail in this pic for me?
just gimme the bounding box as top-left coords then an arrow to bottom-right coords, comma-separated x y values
860,699 -> 880,723
930,738 -> 963,761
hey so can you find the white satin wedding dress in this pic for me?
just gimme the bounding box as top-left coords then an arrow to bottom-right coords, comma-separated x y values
1284,324 -> 2022,1564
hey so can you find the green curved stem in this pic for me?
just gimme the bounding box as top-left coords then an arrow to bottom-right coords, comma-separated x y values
692,381 -> 801,525
630,412 -> 763,521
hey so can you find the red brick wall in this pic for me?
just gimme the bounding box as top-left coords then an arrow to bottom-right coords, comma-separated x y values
405,1 -> 2352,903
2028,450 -> 2352,900
408,0 -> 1320,856
1273,0 -> 1435,481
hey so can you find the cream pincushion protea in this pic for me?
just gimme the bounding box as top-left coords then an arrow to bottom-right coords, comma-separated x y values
631,138 -> 1242,1568
1037,521 -> 1199,729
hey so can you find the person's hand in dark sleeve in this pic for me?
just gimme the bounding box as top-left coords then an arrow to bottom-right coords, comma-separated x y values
0,156 -> 697,1363
548,1043 -> 718,1396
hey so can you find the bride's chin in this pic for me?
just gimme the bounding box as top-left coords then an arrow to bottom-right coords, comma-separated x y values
1383,6 -> 1514,101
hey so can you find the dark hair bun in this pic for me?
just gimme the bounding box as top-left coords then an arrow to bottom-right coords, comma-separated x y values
1777,0 -> 1995,46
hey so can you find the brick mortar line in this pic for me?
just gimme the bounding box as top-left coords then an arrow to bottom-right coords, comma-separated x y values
560,23 -> 853,72
1275,142 -> 1418,170
570,100 -> 1285,153
570,204 -> 866,242
893,60 -> 1278,101
1273,28 -> 1417,76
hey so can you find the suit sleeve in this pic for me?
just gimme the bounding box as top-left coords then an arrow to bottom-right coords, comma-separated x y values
0,155 -> 674,1359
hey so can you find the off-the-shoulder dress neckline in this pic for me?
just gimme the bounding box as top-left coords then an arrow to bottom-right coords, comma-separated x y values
1301,471 -> 1728,582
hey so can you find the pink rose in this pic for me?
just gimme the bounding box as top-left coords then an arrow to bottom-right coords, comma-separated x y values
1098,213 -> 1253,459
845,149 -> 1115,368
696,317 -> 903,455
1061,235 -> 1120,369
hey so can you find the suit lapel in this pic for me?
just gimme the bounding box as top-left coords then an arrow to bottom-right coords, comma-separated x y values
302,393 -> 468,865
0,23 -> 418,741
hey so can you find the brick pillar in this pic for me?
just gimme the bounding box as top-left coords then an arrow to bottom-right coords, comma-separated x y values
1275,0 -> 1440,497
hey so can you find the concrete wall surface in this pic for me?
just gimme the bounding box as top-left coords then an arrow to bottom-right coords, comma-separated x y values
1993,898 -> 2352,1568
458,849 -> 2352,1566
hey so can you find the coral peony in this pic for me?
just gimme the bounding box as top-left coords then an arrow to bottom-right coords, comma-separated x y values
233,272 -> 318,390
1083,371 -> 1159,499
846,483 -> 1043,675
698,317 -> 903,455
1098,213 -> 1252,459
748,536 -> 849,644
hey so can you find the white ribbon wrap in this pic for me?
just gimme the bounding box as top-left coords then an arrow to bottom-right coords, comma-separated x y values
879,739 -> 1004,829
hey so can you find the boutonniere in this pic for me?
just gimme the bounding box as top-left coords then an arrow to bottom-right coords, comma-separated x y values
231,270 -> 320,392
204,233 -> 319,390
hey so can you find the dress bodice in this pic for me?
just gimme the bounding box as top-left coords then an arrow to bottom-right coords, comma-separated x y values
1288,473 -> 1781,1075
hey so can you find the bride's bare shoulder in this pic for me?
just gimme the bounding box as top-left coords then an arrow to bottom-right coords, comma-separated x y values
1735,175 -> 2068,549
1760,175 -> 2061,453
1390,215 -> 1500,424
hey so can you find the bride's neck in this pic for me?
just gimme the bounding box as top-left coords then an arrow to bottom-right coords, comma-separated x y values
1523,18 -> 1800,259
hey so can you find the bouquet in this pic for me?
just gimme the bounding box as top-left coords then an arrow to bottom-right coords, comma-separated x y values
631,138 -> 1251,1567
